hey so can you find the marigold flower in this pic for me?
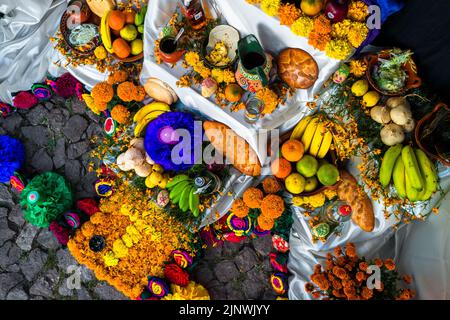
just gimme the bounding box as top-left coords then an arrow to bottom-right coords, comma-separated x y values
360,286 -> 373,300
343,285 -> 356,298
349,59 -> 367,77
314,15 -> 332,34
332,279 -> 342,290
345,243 -> 357,258
397,289 -> 415,300
305,282 -> 314,293
278,3 -> 301,26
243,187 -> 264,209
256,87 -> 279,114
308,30 -> 330,51
108,70 -> 129,84
291,16 -> 314,38
260,194 -> 285,218
311,273 -> 329,291
134,86 -> 146,102
359,261 -> 368,272
91,82 -> 114,103
257,214 -> 275,231
356,271 -> 366,282
314,264 -> 322,274
384,258 -> 396,271
230,198 -> 250,218
332,266 -> 347,280
403,275 -> 413,284
111,104 -> 130,124
325,39 -> 353,60
347,22 -> 368,48
348,1 -> 369,22
261,0 -> 280,16
262,177 -> 281,194
334,246 -> 342,256
331,19 -> 352,38
311,291 -> 322,299
117,81 -> 138,102
81,221 -> 95,238
374,258 -> 383,267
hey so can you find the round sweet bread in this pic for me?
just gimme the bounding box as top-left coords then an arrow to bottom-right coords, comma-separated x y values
278,48 -> 319,89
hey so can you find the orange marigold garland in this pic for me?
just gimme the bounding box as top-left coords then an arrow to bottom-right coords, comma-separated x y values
306,243 -> 415,300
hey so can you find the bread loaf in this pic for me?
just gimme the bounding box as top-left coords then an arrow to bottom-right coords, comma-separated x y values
278,48 -> 319,89
337,170 -> 374,232
144,78 -> 178,105
203,121 -> 261,176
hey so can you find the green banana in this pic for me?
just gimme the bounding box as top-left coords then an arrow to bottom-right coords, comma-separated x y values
405,171 -> 420,202
166,175 -> 190,189
192,207 -> 200,217
402,145 -> 424,191
189,188 -> 200,215
135,5 -> 147,26
169,181 -> 190,203
379,144 -> 403,187
392,156 -> 406,199
415,148 -> 439,201
179,185 -> 193,212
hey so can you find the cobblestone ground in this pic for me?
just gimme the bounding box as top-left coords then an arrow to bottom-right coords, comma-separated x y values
0,97 -> 274,300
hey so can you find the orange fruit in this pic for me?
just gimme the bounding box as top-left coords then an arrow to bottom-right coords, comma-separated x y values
108,10 -> 126,31
124,11 -> 135,24
225,84 -> 243,102
271,158 -> 292,179
112,38 -> 131,59
281,139 -> 305,162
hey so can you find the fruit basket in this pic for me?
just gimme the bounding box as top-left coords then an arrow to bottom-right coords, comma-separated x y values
415,102 -> 450,166
100,6 -> 147,62
269,115 -> 341,198
364,50 -> 422,96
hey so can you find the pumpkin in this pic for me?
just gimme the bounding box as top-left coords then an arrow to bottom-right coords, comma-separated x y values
86,0 -> 116,18
300,0 -> 324,16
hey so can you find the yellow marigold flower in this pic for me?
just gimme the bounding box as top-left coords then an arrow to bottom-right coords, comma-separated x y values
91,82 -> 114,103
162,282 -> 210,300
177,75 -> 191,87
331,19 -> 352,38
348,1 -> 369,22
112,239 -> 128,258
347,22 -> 368,48
325,39 -> 353,60
103,251 -> 119,267
223,69 -> 236,84
185,51 -> 201,67
256,87 -> 279,114
349,59 -> 367,77
291,16 -> 314,37
94,46 -> 107,60
261,0 -> 280,16
211,68 -> 224,83
111,104 -> 130,124
278,3 -> 301,26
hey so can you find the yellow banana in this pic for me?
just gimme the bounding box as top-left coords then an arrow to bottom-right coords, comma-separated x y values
100,11 -> 113,53
415,148 -> 438,201
392,156 -> 406,199
309,122 -> 326,157
133,102 -> 170,123
291,116 -> 312,140
317,130 -> 333,159
134,110 -> 166,137
401,145 -> 423,191
301,117 -> 319,152
405,170 -> 420,202
379,144 -> 403,188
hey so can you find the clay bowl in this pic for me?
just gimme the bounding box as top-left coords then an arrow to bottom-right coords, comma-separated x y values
415,102 -> 450,166
364,51 -> 422,97
269,130 -> 340,197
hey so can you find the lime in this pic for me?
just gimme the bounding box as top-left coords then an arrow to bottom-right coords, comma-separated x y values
131,39 -> 143,55
296,155 -> 319,178
317,164 -> 340,186
304,176 -> 319,192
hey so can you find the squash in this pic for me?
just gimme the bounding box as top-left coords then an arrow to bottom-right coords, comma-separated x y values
300,0 -> 324,16
86,0 -> 116,18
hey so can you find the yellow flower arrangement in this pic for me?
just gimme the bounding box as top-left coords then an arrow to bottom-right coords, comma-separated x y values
349,59 -> 367,77
325,39 -> 353,60
162,282 -> 210,300
348,1 -> 369,22
291,16 -> 314,38
256,87 -> 279,114
261,0 -> 280,17
67,183 -> 194,299
347,22 -> 369,48
185,51 -> 211,79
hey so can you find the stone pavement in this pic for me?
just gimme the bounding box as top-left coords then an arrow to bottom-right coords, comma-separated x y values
0,97 -> 275,300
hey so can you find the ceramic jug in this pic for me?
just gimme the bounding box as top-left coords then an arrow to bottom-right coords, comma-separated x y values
235,35 -> 273,93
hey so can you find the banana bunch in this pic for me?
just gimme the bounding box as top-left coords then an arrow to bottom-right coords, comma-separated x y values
291,115 -> 333,158
144,164 -> 170,189
379,144 -> 438,202
166,175 -> 200,217
100,10 -> 113,54
133,102 -> 171,137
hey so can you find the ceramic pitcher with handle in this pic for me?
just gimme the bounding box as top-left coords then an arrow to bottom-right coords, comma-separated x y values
235,35 -> 273,93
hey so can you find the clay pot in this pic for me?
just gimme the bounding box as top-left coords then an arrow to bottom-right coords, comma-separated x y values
415,102 -> 450,166
364,51 -> 422,96
159,36 -> 185,64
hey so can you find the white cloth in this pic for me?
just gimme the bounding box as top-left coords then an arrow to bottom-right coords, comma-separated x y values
0,0 -> 67,104
141,0 -> 341,165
